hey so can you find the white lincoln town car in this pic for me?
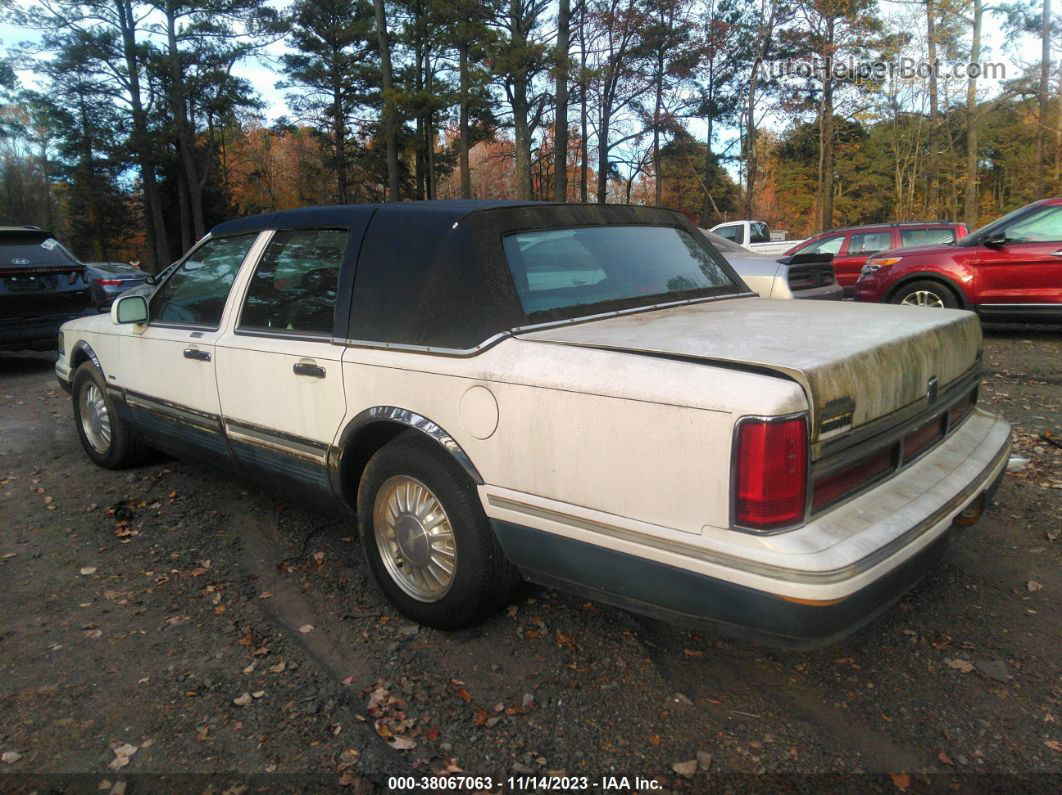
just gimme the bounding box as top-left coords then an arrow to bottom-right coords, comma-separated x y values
55,201 -> 1011,647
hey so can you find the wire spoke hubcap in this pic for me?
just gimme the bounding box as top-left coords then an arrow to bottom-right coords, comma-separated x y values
79,383 -> 112,454
373,476 -> 456,602
900,290 -> 944,308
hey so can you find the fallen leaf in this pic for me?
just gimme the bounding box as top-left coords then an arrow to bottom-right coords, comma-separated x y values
298,624 -> 314,634
80,566 -> 97,576
938,750 -> 955,766
474,707 -> 488,727
424,727 -> 440,742
388,736 -> 416,751
83,629 -> 103,640
672,759 -> 697,778
252,690 -> 265,699
1,751 -> 21,764
1045,739 -> 1062,753
195,726 -> 209,741
1,552 -> 16,560
258,592 -> 272,600
945,658 -> 975,673
1027,580 -> 1043,592
313,551 -> 325,567
648,735 -> 662,746
269,661 -> 286,674
683,648 -> 703,658
107,756 -> 129,771
233,693 -> 253,707
455,688 -> 472,703
890,772 -> 911,790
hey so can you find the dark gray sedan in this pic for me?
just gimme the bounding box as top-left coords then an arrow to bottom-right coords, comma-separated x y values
84,262 -> 149,309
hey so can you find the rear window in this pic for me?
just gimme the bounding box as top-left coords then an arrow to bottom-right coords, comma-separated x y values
88,261 -> 139,274
748,222 -> 770,244
0,232 -> 81,268
502,225 -> 740,320
900,228 -> 956,247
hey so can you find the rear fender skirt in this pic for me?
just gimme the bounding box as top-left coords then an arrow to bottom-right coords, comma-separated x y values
336,406 -> 484,485
888,273 -> 971,309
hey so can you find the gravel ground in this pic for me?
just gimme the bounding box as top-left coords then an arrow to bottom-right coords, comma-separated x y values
0,325 -> 1060,793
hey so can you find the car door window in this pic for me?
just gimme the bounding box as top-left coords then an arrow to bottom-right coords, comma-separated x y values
151,234 -> 256,327
802,235 -> 845,255
239,228 -> 348,335
1004,206 -> 1062,243
901,227 -> 956,246
847,231 -> 892,255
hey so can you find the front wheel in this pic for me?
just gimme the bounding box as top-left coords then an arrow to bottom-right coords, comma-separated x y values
891,280 -> 959,309
357,432 -> 519,629
72,362 -> 148,469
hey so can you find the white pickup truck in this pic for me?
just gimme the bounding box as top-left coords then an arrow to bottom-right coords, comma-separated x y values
710,219 -> 805,256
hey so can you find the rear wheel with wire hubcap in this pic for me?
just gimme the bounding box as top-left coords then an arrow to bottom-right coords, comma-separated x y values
357,431 -> 519,629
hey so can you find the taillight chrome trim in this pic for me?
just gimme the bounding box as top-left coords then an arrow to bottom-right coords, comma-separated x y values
730,411 -> 812,535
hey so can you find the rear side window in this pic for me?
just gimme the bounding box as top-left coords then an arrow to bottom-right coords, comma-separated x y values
239,228 -> 347,335
1,232 -> 81,268
900,228 -> 956,246
801,235 -> 845,255
748,222 -> 770,244
847,231 -> 892,255
715,225 -> 743,244
151,234 -> 257,327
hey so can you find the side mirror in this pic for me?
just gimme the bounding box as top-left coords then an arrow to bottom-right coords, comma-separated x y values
983,231 -> 1007,248
111,294 -> 148,325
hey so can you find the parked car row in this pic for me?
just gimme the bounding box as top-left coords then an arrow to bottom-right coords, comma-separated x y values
54,201 -> 1013,647
0,228 -> 150,351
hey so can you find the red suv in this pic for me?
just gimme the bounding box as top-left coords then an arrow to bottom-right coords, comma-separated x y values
854,198 -> 1062,320
785,222 -> 968,296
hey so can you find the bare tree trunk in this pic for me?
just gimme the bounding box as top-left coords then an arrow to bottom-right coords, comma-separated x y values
165,3 -> 204,239
653,52 -> 663,205
963,0 -> 982,227
458,41 -> 471,198
332,65 -> 349,203
554,0 -> 570,202
374,0 -> 401,201
596,115 -> 609,203
700,117 -> 715,224
117,0 -> 170,269
1037,0 -> 1052,197
509,0 -> 533,200
821,19 -> 835,230
926,0 -> 940,215
579,0 -> 588,203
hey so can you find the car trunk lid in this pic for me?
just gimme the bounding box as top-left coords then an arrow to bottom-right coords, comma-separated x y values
515,297 -> 981,454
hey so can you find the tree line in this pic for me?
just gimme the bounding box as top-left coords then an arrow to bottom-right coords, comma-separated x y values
0,0 -> 1059,269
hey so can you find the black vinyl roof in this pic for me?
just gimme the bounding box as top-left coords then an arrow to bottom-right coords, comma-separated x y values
209,201 -> 738,351
208,200 -> 553,238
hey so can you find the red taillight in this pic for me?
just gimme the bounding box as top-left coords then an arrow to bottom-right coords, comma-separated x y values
96,278 -> 124,286
903,415 -> 945,462
948,388 -> 977,429
734,416 -> 808,531
812,446 -> 895,512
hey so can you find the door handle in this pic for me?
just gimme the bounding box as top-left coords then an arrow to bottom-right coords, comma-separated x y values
183,348 -> 210,361
293,362 -> 325,378
1051,250 -> 1062,257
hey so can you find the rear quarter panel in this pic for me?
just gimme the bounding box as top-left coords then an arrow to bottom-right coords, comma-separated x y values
339,339 -> 807,536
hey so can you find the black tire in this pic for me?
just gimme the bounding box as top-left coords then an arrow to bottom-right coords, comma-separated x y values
71,362 -> 148,469
891,280 -> 959,309
357,431 -> 519,629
